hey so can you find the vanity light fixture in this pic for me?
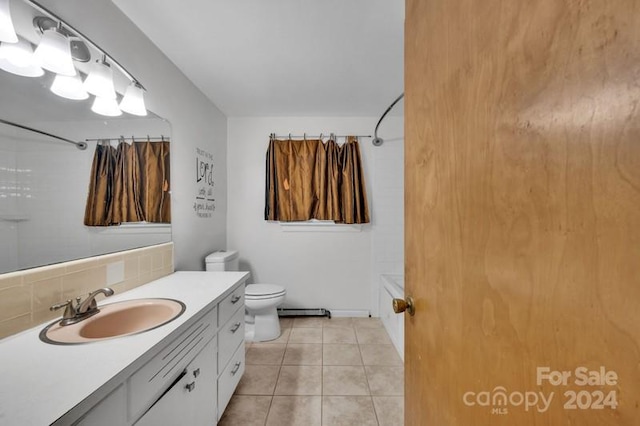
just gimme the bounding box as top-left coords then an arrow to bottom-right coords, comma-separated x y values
33,23 -> 76,76
0,0 -> 18,43
91,95 -> 122,117
0,38 -> 44,77
50,74 -> 88,100
83,55 -> 116,99
119,81 -> 147,116
8,1 -> 149,117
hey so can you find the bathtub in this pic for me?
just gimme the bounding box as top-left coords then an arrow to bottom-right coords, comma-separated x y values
379,274 -> 404,360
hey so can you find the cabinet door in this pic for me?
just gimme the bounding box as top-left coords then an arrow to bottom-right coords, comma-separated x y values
218,342 -> 245,420
74,385 -> 127,426
190,338 -> 218,426
134,339 -> 217,426
134,370 -> 192,426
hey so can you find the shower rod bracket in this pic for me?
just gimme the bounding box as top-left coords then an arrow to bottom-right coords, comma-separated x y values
372,93 -> 404,146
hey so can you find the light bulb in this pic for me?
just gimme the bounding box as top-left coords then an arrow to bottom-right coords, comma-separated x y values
34,26 -> 76,76
119,82 -> 147,116
84,57 -> 116,99
91,95 -> 122,116
0,40 -> 44,77
51,74 -> 88,100
0,0 -> 18,43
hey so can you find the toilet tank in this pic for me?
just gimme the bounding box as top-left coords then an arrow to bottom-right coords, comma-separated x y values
205,250 -> 239,271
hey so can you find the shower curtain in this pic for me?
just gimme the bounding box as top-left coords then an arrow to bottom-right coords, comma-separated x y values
84,140 -> 171,226
265,136 -> 369,224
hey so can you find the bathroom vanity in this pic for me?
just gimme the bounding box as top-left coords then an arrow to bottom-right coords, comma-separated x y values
0,271 -> 248,425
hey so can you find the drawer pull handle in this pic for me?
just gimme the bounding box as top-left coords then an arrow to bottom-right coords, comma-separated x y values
193,368 -> 200,378
230,322 -> 241,333
231,295 -> 241,304
231,362 -> 242,375
186,381 -> 196,392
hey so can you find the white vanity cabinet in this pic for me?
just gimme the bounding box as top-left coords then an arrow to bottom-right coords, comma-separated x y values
48,274 -> 249,426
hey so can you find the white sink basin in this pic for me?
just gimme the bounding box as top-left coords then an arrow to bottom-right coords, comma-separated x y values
40,298 -> 185,345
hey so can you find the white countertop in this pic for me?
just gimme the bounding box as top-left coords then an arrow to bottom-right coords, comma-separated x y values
0,271 -> 249,426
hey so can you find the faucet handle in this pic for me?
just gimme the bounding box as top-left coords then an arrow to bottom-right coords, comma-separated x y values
50,299 -> 76,319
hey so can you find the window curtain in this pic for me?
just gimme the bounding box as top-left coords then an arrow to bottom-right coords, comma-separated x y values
265,136 -> 369,224
84,140 -> 171,226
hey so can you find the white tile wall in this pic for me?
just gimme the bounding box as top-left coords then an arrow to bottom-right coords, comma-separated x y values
0,132 -> 19,273
370,120 -> 404,316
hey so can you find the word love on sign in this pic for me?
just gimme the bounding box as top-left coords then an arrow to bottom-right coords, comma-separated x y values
194,147 -> 215,218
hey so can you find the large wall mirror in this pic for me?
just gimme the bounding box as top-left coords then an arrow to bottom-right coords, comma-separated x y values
0,0 -> 171,274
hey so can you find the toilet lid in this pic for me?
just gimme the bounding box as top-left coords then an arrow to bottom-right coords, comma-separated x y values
246,284 -> 285,297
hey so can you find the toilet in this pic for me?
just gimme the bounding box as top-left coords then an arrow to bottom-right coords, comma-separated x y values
205,250 -> 286,342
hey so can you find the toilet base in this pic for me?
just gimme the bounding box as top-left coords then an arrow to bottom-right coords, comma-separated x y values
245,306 -> 281,342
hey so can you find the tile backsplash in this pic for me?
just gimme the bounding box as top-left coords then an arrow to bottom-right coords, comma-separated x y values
0,242 -> 174,340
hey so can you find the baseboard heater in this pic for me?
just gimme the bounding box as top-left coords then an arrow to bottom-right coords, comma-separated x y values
277,308 -> 331,318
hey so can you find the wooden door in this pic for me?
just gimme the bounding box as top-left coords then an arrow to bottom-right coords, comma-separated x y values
404,0 -> 640,424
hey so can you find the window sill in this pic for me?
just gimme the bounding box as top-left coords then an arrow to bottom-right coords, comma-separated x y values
87,223 -> 171,235
278,220 -> 362,233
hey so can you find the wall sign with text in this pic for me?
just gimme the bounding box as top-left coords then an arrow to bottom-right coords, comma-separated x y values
194,147 -> 215,218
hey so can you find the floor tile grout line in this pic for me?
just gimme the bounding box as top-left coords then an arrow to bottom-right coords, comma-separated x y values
263,342 -> 285,425
357,338 -> 382,425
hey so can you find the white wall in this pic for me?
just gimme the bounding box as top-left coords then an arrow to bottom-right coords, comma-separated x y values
41,0 -> 228,270
227,117 -> 403,315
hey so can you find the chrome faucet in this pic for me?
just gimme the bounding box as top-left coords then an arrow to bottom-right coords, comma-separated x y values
78,288 -> 115,314
50,287 -> 114,326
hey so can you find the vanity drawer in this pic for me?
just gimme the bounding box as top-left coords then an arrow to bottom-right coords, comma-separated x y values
128,307 -> 217,421
218,307 -> 245,371
217,342 -> 245,421
218,283 -> 245,326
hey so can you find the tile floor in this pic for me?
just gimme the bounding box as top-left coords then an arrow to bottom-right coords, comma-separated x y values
219,317 -> 404,426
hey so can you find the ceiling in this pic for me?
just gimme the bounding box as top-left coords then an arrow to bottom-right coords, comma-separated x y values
112,0 -> 404,117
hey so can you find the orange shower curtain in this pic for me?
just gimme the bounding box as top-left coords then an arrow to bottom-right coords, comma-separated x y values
265,136 -> 369,224
84,140 -> 170,226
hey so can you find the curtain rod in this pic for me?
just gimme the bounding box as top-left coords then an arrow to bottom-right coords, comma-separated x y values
85,136 -> 170,142
270,133 -> 372,139
0,118 -> 87,150
372,93 -> 404,147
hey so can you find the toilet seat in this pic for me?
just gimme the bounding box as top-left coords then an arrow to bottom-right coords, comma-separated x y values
246,284 -> 285,300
